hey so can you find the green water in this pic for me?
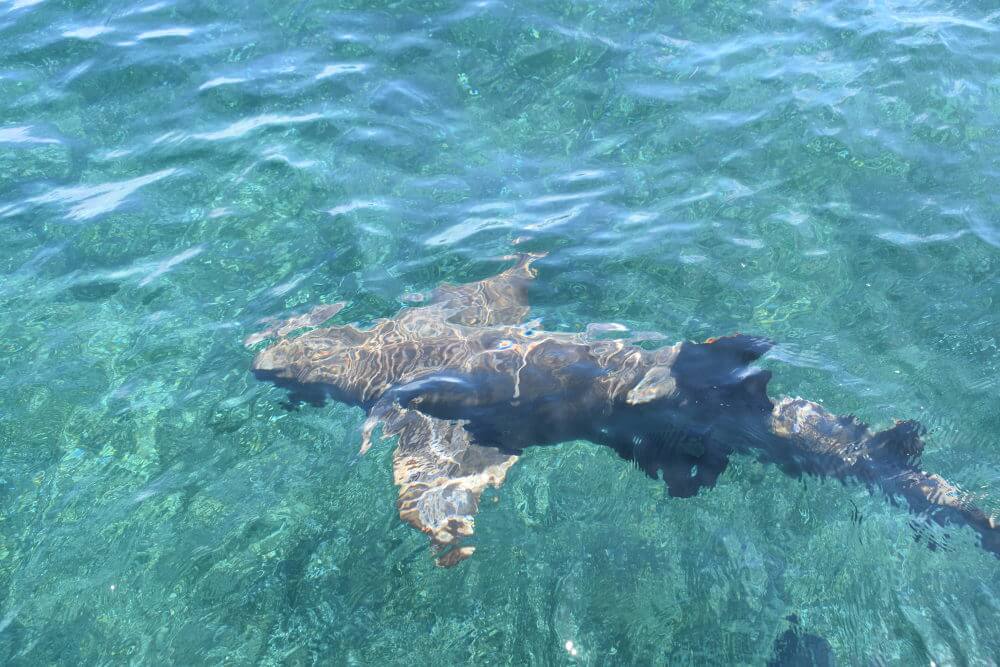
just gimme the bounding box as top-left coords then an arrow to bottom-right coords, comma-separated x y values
2,0 -> 999,663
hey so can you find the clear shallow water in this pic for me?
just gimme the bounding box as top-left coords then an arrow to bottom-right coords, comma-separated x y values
1,0 -> 999,663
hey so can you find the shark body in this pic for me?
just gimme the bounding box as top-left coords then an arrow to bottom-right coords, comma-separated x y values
250,254 -> 999,565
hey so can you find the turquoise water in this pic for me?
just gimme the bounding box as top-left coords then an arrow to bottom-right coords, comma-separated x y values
2,0 -> 999,663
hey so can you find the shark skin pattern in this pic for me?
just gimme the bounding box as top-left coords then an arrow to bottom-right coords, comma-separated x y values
248,254 -> 999,566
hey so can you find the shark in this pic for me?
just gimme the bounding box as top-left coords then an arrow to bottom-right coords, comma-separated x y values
248,253 -> 999,566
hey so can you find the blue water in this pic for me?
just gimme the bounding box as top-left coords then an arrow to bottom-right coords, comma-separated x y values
2,0 -> 999,663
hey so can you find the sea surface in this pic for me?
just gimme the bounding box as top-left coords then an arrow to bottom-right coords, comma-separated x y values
2,0 -> 999,664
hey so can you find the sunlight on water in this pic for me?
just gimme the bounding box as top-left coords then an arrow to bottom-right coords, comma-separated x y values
1,0 -> 999,663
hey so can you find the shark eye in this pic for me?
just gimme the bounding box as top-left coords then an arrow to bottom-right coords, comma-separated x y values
524,329 -> 535,336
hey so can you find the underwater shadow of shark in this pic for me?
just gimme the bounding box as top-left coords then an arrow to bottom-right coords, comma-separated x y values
248,253 -> 999,566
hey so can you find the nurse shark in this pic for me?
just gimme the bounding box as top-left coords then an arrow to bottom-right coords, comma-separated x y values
248,253 -> 999,566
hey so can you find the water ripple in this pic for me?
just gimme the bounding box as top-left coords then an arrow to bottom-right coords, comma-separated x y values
0,124 -> 60,144
1,0 -> 999,663
26,168 -> 178,221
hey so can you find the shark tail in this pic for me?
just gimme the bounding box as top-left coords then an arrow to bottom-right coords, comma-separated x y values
860,421 -> 1000,556
769,397 -> 999,558
878,458 -> 1000,558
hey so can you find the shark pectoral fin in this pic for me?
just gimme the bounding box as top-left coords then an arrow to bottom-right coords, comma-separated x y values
359,412 -> 381,455
382,406 -> 518,566
358,396 -> 398,455
428,252 -> 545,327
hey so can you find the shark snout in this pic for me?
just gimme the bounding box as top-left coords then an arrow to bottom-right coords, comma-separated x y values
251,346 -> 278,372
250,343 -> 296,378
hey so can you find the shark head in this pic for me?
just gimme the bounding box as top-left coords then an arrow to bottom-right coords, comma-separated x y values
250,324 -> 376,406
